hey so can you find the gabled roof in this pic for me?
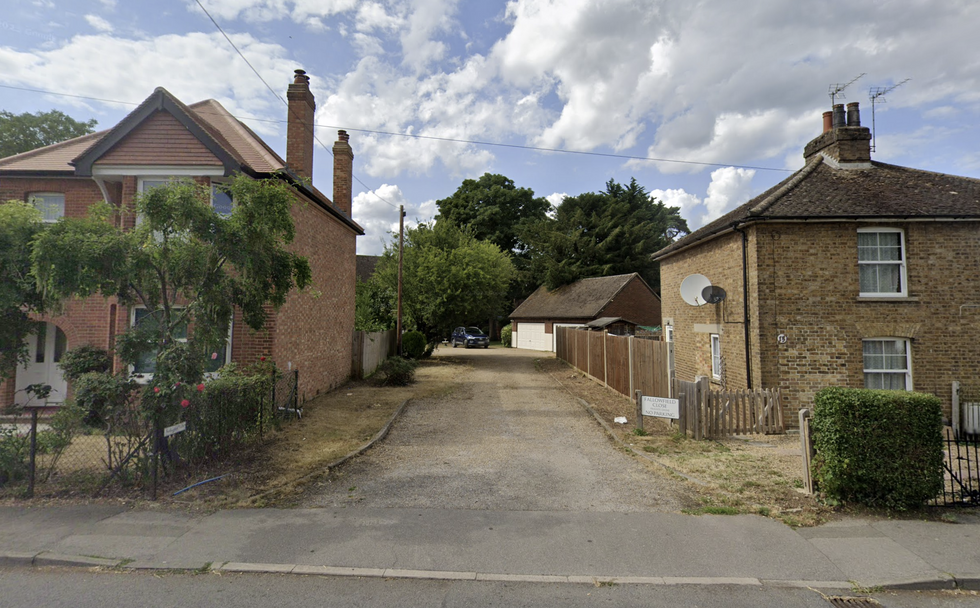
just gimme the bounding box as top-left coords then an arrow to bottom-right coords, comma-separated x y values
0,87 -> 363,235
72,87 -> 242,176
654,155 -> 980,260
510,273 -> 645,320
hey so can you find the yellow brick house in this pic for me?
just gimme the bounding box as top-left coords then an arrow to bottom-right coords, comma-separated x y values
653,103 -> 980,426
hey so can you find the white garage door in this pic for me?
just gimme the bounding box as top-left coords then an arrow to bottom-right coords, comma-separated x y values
514,322 -> 552,351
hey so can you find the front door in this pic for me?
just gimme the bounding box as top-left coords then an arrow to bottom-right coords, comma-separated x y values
13,322 -> 68,406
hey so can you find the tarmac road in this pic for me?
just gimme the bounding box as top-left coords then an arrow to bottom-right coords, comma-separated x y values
301,346 -> 698,512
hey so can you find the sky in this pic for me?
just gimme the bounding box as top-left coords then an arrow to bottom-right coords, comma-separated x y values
1,0 -> 979,255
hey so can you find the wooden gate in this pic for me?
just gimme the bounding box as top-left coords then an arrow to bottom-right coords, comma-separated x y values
675,377 -> 784,440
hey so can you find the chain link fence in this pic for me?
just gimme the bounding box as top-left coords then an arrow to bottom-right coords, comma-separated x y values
0,369 -> 299,499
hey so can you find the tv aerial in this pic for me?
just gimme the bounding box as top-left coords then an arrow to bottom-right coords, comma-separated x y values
828,73 -> 866,107
869,78 -> 910,152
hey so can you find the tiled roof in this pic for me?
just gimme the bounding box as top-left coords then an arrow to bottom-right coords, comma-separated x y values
0,130 -> 106,173
654,155 -> 980,260
510,273 -> 639,319
356,255 -> 381,282
0,92 -> 284,176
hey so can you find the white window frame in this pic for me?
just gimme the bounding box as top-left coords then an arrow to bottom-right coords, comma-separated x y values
129,306 -> 232,381
710,333 -> 722,380
136,176 -> 177,230
28,192 -> 65,223
857,227 -> 907,297
862,338 -> 913,391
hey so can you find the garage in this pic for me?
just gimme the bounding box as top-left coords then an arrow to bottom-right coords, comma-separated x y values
514,322 -> 552,351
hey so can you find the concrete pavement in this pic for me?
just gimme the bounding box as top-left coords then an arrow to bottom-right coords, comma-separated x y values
0,503 -> 977,591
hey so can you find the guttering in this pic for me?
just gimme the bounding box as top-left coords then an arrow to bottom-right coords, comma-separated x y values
250,167 -> 364,235
730,222 -> 752,389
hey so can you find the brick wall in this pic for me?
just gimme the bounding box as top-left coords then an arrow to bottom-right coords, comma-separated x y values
601,276 -> 663,327
271,191 -> 357,401
662,220 -> 980,426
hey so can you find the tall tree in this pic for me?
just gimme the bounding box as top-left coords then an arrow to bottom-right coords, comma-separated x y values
0,110 -> 97,158
435,173 -> 550,256
529,178 -> 689,292
0,202 -> 47,379
436,173 -> 550,304
32,175 -> 311,418
367,222 -> 514,340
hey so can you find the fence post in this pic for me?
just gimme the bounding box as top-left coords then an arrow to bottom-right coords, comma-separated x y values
151,414 -> 161,500
695,377 -> 710,441
27,408 -> 38,499
628,336 -> 634,401
953,381 -> 961,439
603,331 -> 608,388
635,390 -> 644,433
799,408 -> 814,494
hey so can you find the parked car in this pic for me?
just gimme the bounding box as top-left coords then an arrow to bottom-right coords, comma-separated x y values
451,326 -> 490,349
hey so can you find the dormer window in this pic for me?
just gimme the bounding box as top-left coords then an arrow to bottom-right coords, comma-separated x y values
29,193 -> 65,222
858,228 -> 907,297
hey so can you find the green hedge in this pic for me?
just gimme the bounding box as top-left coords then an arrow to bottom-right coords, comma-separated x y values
402,331 -> 426,359
811,387 -> 944,509
500,324 -> 512,347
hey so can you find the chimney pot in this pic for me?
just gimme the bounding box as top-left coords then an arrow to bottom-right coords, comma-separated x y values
846,102 -> 861,127
832,104 -> 846,129
822,111 -> 833,133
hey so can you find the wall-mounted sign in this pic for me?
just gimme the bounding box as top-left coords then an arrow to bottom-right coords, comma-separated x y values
641,396 -> 680,420
164,421 -> 187,438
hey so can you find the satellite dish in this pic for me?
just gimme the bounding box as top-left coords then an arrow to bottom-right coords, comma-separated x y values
701,285 -> 727,305
680,274 -> 712,306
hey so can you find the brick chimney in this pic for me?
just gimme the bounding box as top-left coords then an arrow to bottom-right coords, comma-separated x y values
332,130 -> 353,216
286,69 -> 315,180
804,101 -> 872,166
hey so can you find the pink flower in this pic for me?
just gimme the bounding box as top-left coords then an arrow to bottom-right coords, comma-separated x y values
260,356 -> 266,362
197,383 -> 205,392
180,399 -> 190,408
153,387 -> 160,394
211,352 -> 218,360
175,382 -> 181,387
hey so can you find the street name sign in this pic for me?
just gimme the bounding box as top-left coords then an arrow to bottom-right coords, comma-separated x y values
641,396 -> 679,420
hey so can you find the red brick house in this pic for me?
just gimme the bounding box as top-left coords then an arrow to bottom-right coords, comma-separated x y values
654,102 -> 980,426
509,273 -> 662,351
0,69 -> 363,407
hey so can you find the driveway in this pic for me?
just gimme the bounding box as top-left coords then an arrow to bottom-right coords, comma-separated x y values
301,347 -> 696,512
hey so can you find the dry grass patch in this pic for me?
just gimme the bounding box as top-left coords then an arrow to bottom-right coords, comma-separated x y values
539,357 -> 829,526
165,357 -> 464,509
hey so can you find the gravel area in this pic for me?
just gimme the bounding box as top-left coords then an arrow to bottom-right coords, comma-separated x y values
301,347 -> 698,512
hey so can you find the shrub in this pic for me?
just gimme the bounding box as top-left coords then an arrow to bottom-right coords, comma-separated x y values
500,324 -> 512,347
811,387 -> 944,510
402,331 -> 426,359
59,345 -> 112,381
0,426 -> 29,487
422,341 -> 435,359
375,356 -> 416,386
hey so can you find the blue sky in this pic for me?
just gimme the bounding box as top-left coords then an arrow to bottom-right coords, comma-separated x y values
2,0 -> 978,255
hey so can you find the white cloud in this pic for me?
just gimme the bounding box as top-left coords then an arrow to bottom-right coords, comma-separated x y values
84,15 -> 113,33
353,184 -> 437,255
701,167 -> 755,225
649,187 -> 700,217
545,192 -> 566,208
189,0 -> 357,24
0,32 -> 292,135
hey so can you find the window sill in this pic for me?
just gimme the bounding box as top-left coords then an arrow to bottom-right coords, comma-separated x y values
857,296 -> 919,302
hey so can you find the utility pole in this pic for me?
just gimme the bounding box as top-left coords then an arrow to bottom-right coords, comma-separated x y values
396,205 -> 405,355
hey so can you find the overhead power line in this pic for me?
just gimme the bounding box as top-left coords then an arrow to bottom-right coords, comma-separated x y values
1,83 -> 794,176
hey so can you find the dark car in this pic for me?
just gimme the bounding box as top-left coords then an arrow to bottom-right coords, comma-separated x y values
451,326 -> 490,349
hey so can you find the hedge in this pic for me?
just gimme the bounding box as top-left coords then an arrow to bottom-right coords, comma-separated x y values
500,324 -> 512,347
811,387 -> 944,509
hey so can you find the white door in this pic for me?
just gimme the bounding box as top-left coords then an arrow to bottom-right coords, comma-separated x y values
515,323 -> 551,351
14,323 -> 68,406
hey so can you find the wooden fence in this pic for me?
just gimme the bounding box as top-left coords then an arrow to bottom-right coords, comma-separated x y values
555,327 -> 671,400
351,329 -> 397,379
675,377 -> 784,439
